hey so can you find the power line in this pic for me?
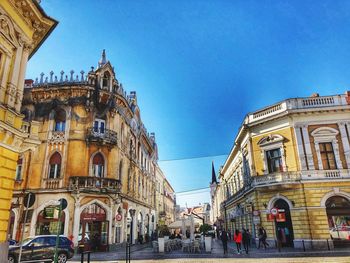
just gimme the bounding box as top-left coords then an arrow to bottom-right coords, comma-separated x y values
158,153 -> 228,162
175,186 -> 210,195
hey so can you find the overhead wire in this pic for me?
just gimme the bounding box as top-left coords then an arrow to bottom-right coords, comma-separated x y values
158,153 -> 228,162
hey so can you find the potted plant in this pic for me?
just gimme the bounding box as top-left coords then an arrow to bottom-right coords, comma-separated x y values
157,225 -> 170,252
200,224 -> 213,252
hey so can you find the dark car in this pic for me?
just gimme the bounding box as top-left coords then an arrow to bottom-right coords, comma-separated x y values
8,235 -> 74,263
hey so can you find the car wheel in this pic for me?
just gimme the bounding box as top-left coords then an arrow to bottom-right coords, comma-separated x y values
8,255 -> 16,263
57,253 -> 67,263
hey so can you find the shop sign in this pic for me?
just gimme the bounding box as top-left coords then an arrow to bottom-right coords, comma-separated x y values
253,216 -> 261,225
115,214 -> 122,221
266,213 -> 274,221
253,210 -> 260,216
81,213 -> 106,222
276,212 -> 286,222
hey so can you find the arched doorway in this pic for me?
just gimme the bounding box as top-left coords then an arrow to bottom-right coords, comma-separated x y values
79,203 -> 108,251
274,199 -> 294,247
36,206 -> 65,235
326,196 -> 350,245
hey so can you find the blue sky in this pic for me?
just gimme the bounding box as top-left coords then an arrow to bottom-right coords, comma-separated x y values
28,1 -> 350,206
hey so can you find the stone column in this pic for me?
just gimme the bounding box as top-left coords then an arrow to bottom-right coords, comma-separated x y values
15,44 -> 30,112
6,44 -> 23,108
301,125 -> 315,170
0,54 -> 11,103
294,125 -> 308,170
338,122 -> 350,168
72,196 -> 81,246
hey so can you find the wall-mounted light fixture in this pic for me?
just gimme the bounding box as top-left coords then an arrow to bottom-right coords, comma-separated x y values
263,203 -> 267,209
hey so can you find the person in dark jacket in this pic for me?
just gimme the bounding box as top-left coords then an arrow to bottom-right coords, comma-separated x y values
221,230 -> 229,255
258,226 -> 269,249
242,228 -> 250,254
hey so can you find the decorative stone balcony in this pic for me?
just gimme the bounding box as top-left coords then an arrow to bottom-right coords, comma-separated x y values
44,178 -> 62,189
69,176 -> 121,194
253,171 -> 301,186
86,127 -> 118,146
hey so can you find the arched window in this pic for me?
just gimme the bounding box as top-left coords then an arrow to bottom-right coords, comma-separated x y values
49,152 -> 61,179
118,160 -> 123,181
54,109 -> 66,132
92,153 -> 105,178
15,156 -> 23,181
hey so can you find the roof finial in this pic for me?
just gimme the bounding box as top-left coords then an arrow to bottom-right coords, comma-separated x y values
98,49 -> 107,68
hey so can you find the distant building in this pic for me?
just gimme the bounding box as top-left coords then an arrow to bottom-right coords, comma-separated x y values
0,0 -> 56,259
212,92 -> 350,249
9,51 -> 172,249
178,203 -> 211,226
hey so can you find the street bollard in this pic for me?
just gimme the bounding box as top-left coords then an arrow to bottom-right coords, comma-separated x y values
302,240 -> 305,252
327,239 -> 330,251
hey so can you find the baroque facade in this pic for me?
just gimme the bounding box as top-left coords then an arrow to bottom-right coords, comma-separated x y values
212,92 -> 350,249
0,0 -> 56,258
9,51 -> 171,250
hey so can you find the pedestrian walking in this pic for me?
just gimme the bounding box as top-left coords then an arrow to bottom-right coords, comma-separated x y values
221,229 -> 229,255
258,226 -> 269,249
242,228 -> 250,254
233,229 -> 242,254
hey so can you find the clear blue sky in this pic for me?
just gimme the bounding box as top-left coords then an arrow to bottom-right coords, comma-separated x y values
28,1 -> 350,206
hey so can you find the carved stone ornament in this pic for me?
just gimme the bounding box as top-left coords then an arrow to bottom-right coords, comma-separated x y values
0,13 -> 19,46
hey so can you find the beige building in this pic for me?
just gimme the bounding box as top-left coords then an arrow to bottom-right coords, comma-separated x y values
9,51 -> 170,249
0,0 -> 56,258
212,92 -> 350,249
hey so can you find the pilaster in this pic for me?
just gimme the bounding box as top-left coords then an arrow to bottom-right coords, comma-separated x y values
301,125 -> 315,170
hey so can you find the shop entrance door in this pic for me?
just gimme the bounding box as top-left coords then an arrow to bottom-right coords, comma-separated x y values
274,199 -> 294,247
79,203 -> 108,252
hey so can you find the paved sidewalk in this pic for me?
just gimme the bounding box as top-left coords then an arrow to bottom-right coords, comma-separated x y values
70,238 -> 350,262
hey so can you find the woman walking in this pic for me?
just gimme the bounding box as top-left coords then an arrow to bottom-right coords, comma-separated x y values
258,226 -> 269,249
221,229 -> 229,255
233,229 -> 242,254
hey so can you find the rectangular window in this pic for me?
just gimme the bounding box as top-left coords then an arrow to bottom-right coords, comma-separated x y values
15,164 -> 22,181
94,119 -> 105,134
266,148 -> 283,173
319,142 -> 337,170
49,164 -> 61,179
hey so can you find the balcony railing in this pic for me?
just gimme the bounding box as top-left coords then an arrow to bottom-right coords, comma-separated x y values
253,171 -> 301,186
44,178 -> 62,189
86,127 -> 118,146
69,176 -> 121,194
301,169 -> 350,180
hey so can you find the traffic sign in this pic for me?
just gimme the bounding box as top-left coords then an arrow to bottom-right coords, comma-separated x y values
23,192 -> 35,208
270,207 -> 279,216
116,214 -> 122,221
58,198 -> 68,210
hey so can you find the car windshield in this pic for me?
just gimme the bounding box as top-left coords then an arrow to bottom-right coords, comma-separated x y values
18,237 -> 34,246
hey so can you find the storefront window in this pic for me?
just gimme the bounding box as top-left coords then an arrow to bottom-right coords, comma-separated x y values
36,207 -> 65,235
326,196 -> 350,241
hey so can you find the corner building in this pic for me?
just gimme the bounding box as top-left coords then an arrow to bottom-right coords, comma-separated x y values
214,92 -> 350,249
0,0 -> 56,258
10,51 -> 162,250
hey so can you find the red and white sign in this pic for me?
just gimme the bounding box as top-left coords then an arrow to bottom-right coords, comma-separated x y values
270,207 -> 279,216
266,213 -> 274,222
276,212 -> 286,222
115,214 -> 122,221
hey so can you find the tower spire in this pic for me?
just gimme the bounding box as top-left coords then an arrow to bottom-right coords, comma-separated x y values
98,49 -> 107,68
211,161 -> 217,184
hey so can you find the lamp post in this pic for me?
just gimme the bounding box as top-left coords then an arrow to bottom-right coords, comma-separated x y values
129,209 -> 136,244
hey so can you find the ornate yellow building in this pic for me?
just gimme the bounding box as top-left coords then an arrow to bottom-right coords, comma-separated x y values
9,51 -> 164,250
212,92 -> 350,249
0,0 -> 56,258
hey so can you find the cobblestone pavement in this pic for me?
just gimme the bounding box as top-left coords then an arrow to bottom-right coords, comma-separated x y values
69,238 -> 350,263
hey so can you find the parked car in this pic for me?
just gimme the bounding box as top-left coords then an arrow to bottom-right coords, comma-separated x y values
329,226 -> 350,240
8,239 -> 17,246
8,235 -> 74,263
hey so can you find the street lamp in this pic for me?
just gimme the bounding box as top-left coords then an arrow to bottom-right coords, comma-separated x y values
129,209 -> 136,244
